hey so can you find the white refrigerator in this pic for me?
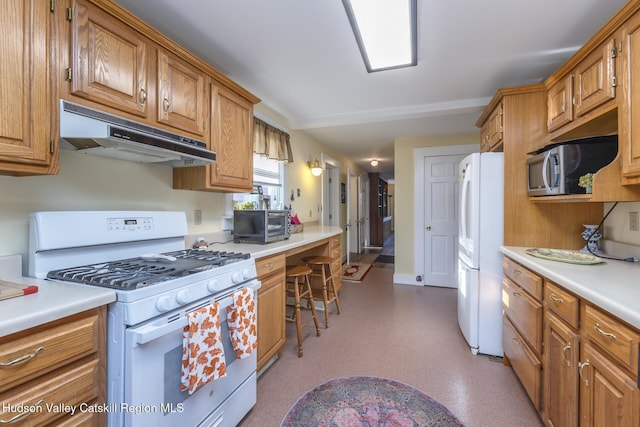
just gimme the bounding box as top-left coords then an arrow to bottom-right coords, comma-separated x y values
457,152 -> 504,356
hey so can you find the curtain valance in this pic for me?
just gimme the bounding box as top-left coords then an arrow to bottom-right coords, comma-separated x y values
253,117 -> 293,163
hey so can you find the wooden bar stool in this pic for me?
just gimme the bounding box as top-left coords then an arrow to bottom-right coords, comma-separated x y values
301,256 -> 341,328
285,264 -> 321,357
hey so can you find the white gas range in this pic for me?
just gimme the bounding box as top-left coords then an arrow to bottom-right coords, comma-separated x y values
28,211 -> 260,427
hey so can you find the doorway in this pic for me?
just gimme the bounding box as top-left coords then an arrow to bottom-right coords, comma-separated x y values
346,168 -> 365,264
413,145 -> 478,287
321,153 -> 340,227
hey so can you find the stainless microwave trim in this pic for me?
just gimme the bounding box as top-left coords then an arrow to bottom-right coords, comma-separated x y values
59,100 -> 216,167
527,146 -> 564,196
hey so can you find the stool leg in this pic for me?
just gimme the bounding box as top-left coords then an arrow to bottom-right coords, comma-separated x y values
319,265 -> 330,328
326,263 -> 341,315
293,277 -> 304,357
304,273 -> 321,337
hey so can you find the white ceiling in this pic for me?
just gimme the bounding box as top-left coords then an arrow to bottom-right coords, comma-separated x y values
115,0 -> 627,180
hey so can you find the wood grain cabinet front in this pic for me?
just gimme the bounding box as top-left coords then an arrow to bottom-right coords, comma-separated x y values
0,0 -> 58,176
479,102 -> 503,152
0,307 -> 106,426
70,0 -> 149,118
619,11 -> 640,184
255,254 -> 286,372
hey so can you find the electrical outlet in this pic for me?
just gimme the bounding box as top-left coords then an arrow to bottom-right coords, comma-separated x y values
194,209 -> 202,225
630,211 -> 639,231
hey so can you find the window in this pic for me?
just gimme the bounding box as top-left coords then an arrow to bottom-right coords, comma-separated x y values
232,153 -> 286,210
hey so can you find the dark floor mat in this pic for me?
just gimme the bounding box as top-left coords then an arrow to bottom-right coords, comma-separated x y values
374,255 -> 395,264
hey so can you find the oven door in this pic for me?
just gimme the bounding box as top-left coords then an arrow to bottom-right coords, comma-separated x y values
123,281 -> 259,427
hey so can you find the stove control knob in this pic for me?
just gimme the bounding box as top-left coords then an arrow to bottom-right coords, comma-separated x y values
207,279 -> 220,293
176,289 -> 193,305
243,269 -> 254,280
231,272 -> 243,284
156,296 -> 173,312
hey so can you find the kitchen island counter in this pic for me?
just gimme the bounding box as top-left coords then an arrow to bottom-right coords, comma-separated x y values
501,246 -> 640,329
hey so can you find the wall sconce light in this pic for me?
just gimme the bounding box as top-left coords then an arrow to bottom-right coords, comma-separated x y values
370,159 -> 379,167
308,159 -> 323,176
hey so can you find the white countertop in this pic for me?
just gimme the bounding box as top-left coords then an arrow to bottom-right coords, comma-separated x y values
501,246 -> 640,329
0,275 -> 116,338
0,226 -> 342,338
193,225 -> 343,259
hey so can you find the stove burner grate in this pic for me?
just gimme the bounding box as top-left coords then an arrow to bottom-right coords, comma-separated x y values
46,250 -> 252,290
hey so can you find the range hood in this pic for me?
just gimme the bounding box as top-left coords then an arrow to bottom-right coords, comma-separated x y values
59,100 -> 215,167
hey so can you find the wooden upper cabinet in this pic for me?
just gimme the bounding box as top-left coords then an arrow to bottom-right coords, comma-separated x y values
209,83 -> 253,191
546,38 -> 617,136
70,0 -> 149,118
547,74 -> 574,132
480,102 -> 503,152
619,12 -> 640,183
0,0 -> 57,175
574,38 -> 617,118
157,51 -> 207,136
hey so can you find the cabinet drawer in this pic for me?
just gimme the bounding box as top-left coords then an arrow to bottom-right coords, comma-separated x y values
0,311 -> 100,392
582,303 -> 639,375
329,236 -> 341,250
503,317 -> 541,410
0,358 -> 101,426
503,277 -> 543,354
545,281 -> 579,329
503,257 -> 542,300
255,254 -> 286,278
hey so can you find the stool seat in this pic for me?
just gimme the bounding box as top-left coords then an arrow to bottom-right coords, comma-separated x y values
285,264 -> 320,357
301,256 -> 341,328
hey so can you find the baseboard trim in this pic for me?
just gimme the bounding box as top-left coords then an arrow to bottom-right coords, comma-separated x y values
393,273 -> 422,286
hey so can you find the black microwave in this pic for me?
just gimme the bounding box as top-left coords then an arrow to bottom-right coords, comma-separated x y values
233,210 -> 290,244
526,135 -> 617,196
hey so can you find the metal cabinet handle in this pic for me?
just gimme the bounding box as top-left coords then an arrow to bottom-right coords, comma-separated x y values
561,343 -> 572,367
163,98 -> 170,112
0,399 -> 43,424
511,337 -> 520,345
594,323 -> 617,341
512,291 -> 521,298
579,360 -> 590,387
549,294 -> 564,304
0,346 -> 44,367
512,268 -> 521,275
140,88 -> 147,105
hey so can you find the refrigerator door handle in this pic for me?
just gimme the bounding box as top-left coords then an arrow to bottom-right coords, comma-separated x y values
460,164 -> 471,241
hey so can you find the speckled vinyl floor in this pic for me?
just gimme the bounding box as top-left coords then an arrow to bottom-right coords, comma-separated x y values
239,241 -> 543,427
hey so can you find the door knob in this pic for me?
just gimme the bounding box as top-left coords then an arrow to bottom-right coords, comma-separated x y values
426,226 -> 432,231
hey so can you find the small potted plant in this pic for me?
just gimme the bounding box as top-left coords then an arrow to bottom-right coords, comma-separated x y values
578,173 -> 594,194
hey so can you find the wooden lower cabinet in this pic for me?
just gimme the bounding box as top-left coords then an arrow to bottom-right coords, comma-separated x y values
504,255 -> 640,427
0,307 -> 106,426
543,311 -> 580,427
255,254 -> 286,372
579,342 -> 640,426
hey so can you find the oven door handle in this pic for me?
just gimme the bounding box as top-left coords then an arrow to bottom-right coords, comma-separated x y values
135,318 -> 189,345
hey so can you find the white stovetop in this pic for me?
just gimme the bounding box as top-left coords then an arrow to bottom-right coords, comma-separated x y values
501,246 -> 640,330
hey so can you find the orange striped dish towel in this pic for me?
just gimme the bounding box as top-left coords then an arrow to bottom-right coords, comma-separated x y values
180,302 -> 227,394
227,287 -> 257,359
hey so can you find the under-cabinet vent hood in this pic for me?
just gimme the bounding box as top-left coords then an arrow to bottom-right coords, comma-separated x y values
59,100 -> 215,167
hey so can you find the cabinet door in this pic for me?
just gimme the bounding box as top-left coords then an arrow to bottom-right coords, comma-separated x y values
543,311 -> 579,427
620,13 -> 640,181
157,51 -> 207,136
579,342 -> 640,427
257,272 -> 285,372
71,0 -> 148,117
574,38 -> 616,118
0,0 -> 55,175
484,103 -> 503,151
547,74 -> 574,132
209,83 -> 253,191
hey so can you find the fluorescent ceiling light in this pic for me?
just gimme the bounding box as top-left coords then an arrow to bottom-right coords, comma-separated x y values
343,0 -> 417,72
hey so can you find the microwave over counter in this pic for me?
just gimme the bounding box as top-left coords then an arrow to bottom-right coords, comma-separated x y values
526,135 -> 618,196
233,210 -> 290,243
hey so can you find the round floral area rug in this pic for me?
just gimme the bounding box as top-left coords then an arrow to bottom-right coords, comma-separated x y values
280,376 -> 464,427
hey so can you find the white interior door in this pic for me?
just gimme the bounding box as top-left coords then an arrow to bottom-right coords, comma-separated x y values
346,168 -> 360,264
422,154 -> 464,288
